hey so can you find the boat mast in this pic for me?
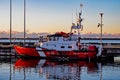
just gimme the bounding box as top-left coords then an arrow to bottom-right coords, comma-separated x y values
78,4 -> 83,35
24,0 -> 26,46
70,4 -> 83,37
10,0 -> 12,45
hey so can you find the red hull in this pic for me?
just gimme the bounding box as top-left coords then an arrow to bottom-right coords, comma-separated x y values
14,45 -> 40,57
14,45 -> 97,59
42,50 -> 97,59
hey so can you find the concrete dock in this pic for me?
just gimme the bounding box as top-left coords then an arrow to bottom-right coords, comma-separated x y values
103,45 -> 120,56
103,45 -> 120,49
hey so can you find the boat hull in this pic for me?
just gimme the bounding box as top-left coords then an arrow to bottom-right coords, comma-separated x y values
14,45 -> 40,57
37,47 -> 97,59
14,45 -> 97,59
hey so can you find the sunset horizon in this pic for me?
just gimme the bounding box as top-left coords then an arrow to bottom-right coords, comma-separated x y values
0,0 -> 120,34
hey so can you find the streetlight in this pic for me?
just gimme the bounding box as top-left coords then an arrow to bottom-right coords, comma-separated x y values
98,13 -> 103,46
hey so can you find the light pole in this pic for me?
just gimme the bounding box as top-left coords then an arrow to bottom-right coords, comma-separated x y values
98,13 -> 103,46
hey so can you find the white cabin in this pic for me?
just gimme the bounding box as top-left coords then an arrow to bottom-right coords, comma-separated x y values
40,33 -> 81,51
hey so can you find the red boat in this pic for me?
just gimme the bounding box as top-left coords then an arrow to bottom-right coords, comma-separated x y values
14,45 -> 101,60
14,45 -> 98,59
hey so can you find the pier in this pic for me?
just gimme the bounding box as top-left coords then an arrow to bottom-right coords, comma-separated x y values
103,45 -> 120,57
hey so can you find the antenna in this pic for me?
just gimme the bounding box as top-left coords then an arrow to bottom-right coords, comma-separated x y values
80,4 -> 83,13
78,3 -> 83,29
78,3 -> 83,35
70,4 -> 84,36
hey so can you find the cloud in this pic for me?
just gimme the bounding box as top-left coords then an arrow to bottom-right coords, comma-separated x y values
0,31 -> 49,38
0,31 -> 119,38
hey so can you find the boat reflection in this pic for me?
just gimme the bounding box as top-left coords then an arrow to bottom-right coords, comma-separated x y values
14,59 -> 99,80
14,59 -> 40,69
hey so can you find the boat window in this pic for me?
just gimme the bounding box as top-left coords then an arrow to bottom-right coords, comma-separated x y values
68,46 -> 72,48
61,46 -> 65,48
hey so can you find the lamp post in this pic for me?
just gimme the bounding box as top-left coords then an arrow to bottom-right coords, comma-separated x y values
98,13 -> 103,46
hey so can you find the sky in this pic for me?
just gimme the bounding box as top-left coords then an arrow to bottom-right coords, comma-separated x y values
0,0 -> 120,34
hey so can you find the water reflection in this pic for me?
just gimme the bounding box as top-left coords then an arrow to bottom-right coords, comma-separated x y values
14,59 -> 99,80
14,59 -> 40,68
0,56 -> 17,80
0,57 -> 120,80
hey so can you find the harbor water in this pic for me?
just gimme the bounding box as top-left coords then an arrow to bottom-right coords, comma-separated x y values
0,52 -> 120,80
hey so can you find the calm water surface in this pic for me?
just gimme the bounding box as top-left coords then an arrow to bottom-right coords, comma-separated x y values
0,53 -> 120,80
